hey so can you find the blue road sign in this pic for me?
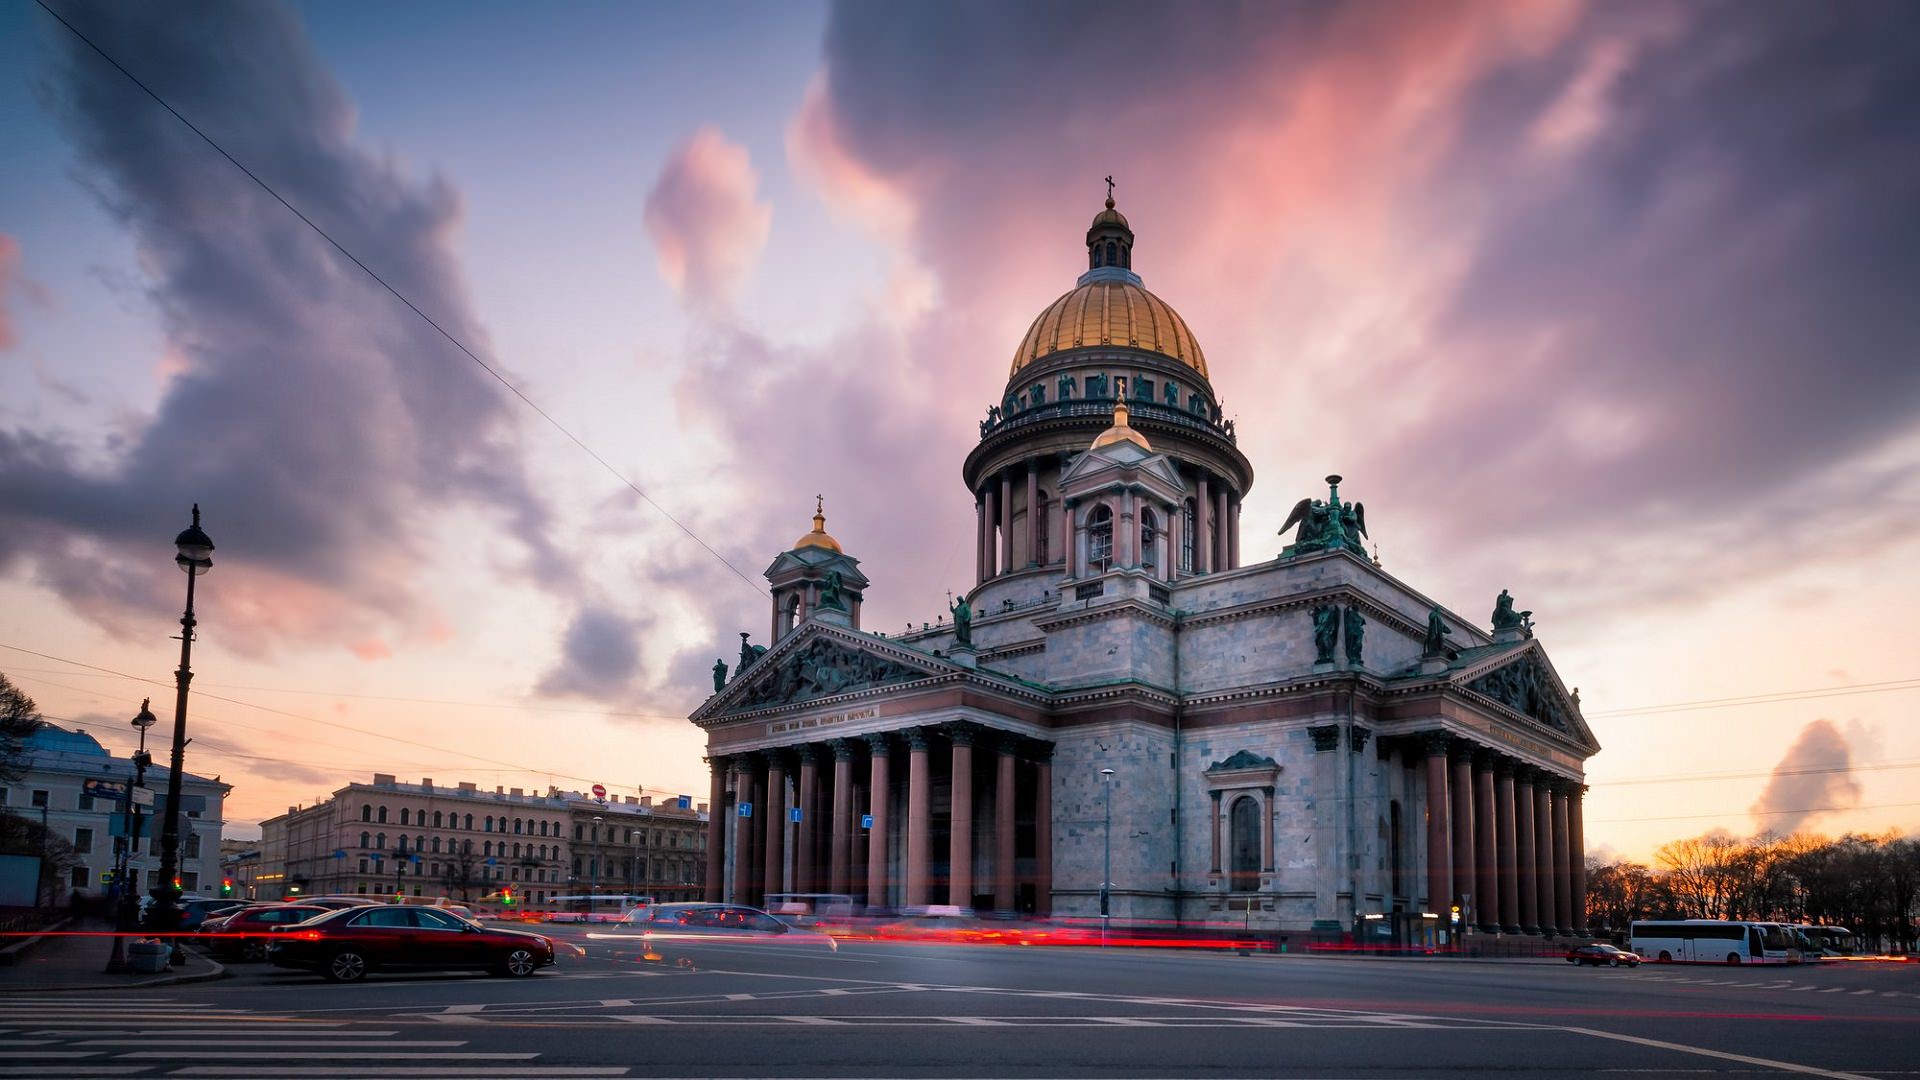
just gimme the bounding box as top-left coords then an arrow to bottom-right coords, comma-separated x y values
860,813 -> 873,830
738,802 -> 753,818
789,807 -> 802,823
677,796 -> 692,809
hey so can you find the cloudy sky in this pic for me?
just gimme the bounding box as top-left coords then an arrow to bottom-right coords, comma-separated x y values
2,0 -> 1916,861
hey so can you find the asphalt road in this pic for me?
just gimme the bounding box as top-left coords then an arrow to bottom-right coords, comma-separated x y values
2,925 -> 1915,1079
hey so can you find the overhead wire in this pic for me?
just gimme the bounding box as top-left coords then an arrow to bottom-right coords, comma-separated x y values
32,0 -> 766,600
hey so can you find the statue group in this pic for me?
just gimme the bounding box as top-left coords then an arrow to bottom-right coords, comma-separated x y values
1311,603 -> 1366,666
1280,475 -> 1369,558
1491,589 -> 1534,636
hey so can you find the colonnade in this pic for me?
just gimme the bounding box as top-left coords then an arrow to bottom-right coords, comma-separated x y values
973,458 -> 1243,584
705,725 -> 1054,913
1417,732 -> 1586,935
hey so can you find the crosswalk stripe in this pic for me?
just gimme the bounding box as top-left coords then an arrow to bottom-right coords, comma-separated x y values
122,1052 -> 539,1060
31,1028 -> 380,1037
179,1070 -> 630,1077
80,1040 -> 463,1048
0,1068 -> 132,1076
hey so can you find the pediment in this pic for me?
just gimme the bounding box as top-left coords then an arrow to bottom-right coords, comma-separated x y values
1455,643 -> 1600,753
694,625 -> 947,722
1060,444 -> 1186,497
1207,749 -> 1278,773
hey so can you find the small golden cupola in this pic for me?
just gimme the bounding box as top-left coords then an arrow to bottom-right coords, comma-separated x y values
792,495 -> 843,553
1090,401 -> 1152,452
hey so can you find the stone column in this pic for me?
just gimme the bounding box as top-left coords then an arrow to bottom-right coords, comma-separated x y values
1495,759 -> 1520,934
1449,743 -> 1476,929
975,494 -> 986,584
1216,487 -> 1231,570
995,741 -> 1017,912
764,752 -> 788,900
1514,767 -> 1538,934
746,757 -> 767,905
1025,464 -> 1039,567
865,736 -> 891,909
830,740 -> 854,896
1420,733 -> 1451,916
705,756 -> 728,902
1033,743 -> 1053,916
1208,790 -> 1223,874
1551,782 -> 1572,935
1228,496 -> 1242,570
905,728 -> 932,908
1569,784 -> 1588,933
796,747 -> 818,895
1534,779 -> 1556,936
1309,724 -> 1342,924
949,726 -> 975,907
1117,489 -> 1135,567
1168,500 -> 1183,580
982,485 -> 997,579
999,473 -> 1013,576
1195,475 -> 1213,573
1473,750 -> 1498,933
1062,499 -> 1077,578
1262,784 -> 1277,873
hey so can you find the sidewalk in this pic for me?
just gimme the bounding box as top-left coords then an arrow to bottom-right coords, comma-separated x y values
0,916 -> 226,992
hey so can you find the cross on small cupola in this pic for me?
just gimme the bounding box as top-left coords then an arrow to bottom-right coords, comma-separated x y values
1087,175 -> 1134,272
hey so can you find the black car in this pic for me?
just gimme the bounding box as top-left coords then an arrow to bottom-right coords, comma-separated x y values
267,904 -> 556,981
1567,943 -> 1641,967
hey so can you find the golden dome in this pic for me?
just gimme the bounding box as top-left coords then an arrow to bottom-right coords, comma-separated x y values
1009,277 -> 1207,378
792,496 -> 842,553
1090,402 -> 1152,452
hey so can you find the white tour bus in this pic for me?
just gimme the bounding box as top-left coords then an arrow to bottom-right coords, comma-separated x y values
543,894 -> 653,924
1629,920 -> 1799,964
1793,924 -> 1857,958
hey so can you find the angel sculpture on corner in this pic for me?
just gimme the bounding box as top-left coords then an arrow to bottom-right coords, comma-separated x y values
1279,474 -> 1368,558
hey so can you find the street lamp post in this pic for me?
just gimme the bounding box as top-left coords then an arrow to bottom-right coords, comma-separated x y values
154,504 -> 213,966
1100,767 -> 1115,948
591,816 -> 604,906
104,701 -> 157,973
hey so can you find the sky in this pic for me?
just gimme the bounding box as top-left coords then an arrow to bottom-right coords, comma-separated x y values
1,0 -> 1917,861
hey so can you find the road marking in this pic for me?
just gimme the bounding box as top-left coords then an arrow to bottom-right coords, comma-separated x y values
179,1070 -> 631,1077
120,1051 -> 538,1060
0,1069 -> 130,1077
81,1039 -> 465,1048
1563,1026 -> 1876,1080
1851,989 -> 1877,995
777,1015 -> 846,1025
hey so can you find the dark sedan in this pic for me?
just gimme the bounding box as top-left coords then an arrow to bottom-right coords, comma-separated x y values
1567,943 -> 1641,967
267,904 -> 556,981
201,903 -> 331,961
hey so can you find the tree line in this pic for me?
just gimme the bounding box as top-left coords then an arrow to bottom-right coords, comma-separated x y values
1586,830 -> 1919,952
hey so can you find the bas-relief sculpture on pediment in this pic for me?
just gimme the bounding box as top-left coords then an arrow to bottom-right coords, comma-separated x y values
1206,750 -> 1279,773
1466,653 -> 1572,733
732,636 -> 933,712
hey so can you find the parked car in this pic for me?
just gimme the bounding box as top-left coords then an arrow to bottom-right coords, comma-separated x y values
267,904 -> 557,982
1567,943 -> 1642,967
202,903 -> 332,961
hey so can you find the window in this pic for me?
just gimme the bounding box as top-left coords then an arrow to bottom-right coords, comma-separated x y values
70,866 -> 89,889
1229,796 -> 1262,892
1036,491 -> 1051,563
376,806 -> 388,824
31,790 -> 48,809
1140,508 -> 1158,571
416,908 -> 463,930
73,827 -> 94,854
185,835 -> 200,859
400,808 -> 410,826
361,831 -> 371,848
376,833 -> 386,849
514,819 -> 523,835
359,858 -> 368,873
352,907 -> 414,928
362,805 -> 372,822
78,792 -> 95,811
575,824 -> 584,841
397,835 -> 408,853
182,872 -> 198,892
433,811 -> 443,828
484,817 -> 494,833
1087,505 -> 1114,570
1105,240 -> 1117,267
430,837 -> 440,853
484,841 -> 494,857
464,814 -> 473,830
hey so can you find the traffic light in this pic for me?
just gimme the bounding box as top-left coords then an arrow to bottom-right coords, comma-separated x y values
502,888 -> 515,906
220,878 -> 234,897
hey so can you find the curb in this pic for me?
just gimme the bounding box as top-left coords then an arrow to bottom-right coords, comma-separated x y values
0,917 -> 75,966
0,950 -> 230,994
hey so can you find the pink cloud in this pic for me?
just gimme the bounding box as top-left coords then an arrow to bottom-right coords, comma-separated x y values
643,126 -> 773,310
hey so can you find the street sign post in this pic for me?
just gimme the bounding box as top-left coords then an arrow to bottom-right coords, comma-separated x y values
789,807 -> 802,823
860,813 -> 873,830
130,787 -> 154,807
738,802 -> 752,818
591,783 -> 607,801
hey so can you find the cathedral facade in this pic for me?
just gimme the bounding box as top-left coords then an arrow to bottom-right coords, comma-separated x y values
692,199 -> 1599,939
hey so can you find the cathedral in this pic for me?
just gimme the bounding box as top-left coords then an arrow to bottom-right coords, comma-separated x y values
691,196 -> 1599,941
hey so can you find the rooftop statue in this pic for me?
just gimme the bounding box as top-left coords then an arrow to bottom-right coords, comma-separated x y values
1422,607 -> 1453,658
1311,604 -> 1339,664
1280,475 -> 1368,558
818,570 -> 849,612
711,658 -> 728,693
950,593 -> 973,647
1492,589 -> 1532,632
1343,604 -> 1366,665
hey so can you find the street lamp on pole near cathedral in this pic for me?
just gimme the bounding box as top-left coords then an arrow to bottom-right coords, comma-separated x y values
103,699 -> 157,973
1100,767 -> 1115,947
154,504 -> 213,966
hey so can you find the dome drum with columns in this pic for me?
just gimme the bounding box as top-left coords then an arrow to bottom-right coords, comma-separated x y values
690,194 -> 1598,944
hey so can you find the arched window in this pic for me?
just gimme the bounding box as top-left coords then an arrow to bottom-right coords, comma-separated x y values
376,832 -> 386,850
484,841 -> 493,857
1088,505 -> 1113,570
433,811 -> 443,828
1036,491 -> 1051,563
361,805 -> 371,822
1122,244 -> 1131,269
360,831 -> 370,849
400,808 -> 410,826
416,834 -> 425,853
513,843 -> 522,859
1181,499 -> 1197,573
1105,240 -> 1117,267
1229,796 -> 1261,892
464,814 -> 473,831
377,806 -> 388,824
463,839 -> 472,854
1140,507 -> 1159,571
514,819 -> 523,835
430,837 -> 441,853
484,817 -> 493,833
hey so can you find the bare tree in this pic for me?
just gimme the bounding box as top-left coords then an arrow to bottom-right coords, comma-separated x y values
0,673 -> 44,784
